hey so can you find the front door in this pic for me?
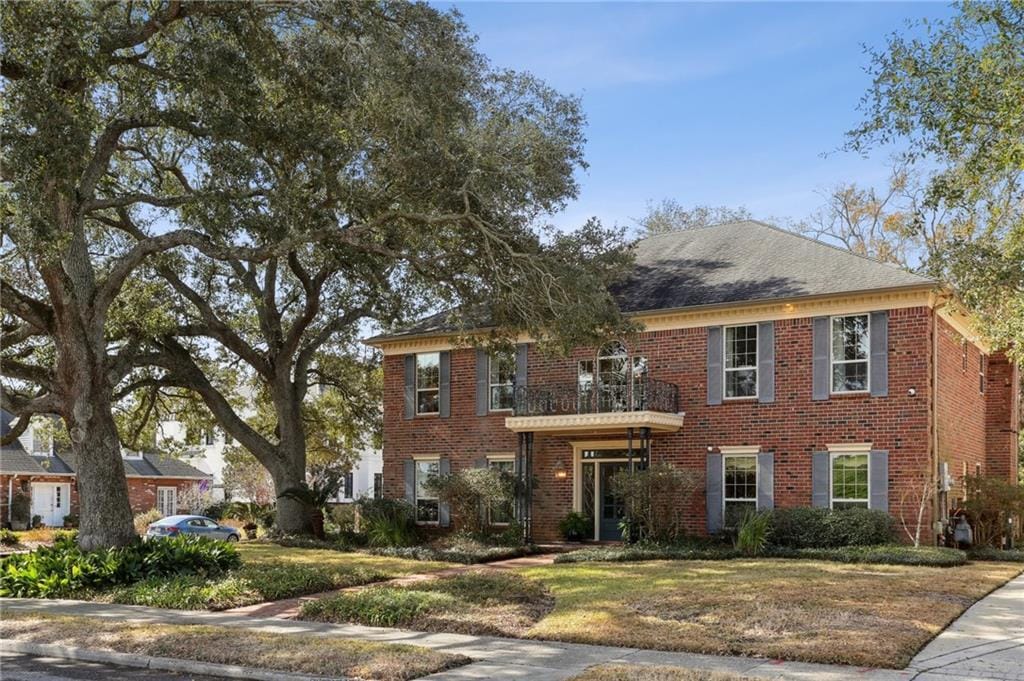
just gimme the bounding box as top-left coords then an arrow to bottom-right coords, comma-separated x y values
30,483 -> 69,526
598,461 -> 627,541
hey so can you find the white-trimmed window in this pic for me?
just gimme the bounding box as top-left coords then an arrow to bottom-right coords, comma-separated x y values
831,314 -> 870,393
831,452 -> 869,509
156,486 -> 177,517
723,454 -> 757,527
487,457 -> 515,525
414,459 -> 440,523
724,325 -> 758,398
489,352 -> 515,411
415,353 -> 441,415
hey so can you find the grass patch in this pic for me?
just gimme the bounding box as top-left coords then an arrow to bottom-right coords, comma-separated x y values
88,542 -> 455,610
367,544 -> 536,565
302,569 -> 553,637
520,559 -> 1022,668
571,665 -> 752,681
0,612 -> 466,681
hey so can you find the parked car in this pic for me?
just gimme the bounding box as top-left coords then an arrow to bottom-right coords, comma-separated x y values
146,515 -> 240,542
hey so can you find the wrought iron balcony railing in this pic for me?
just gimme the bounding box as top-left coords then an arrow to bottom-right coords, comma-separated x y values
512,377 -> 679,417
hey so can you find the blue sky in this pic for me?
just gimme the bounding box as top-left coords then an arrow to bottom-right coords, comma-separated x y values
442,2 -> 956,234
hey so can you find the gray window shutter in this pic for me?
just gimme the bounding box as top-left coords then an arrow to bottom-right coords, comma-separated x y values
706,453 -> 723,534
438,458 -> 451,527
812,317 -> 830,401
870,311 -> 889,397
515,343 -> 528,389
757,321 -> 775,403
870,450 -> 889,512
707,326 -> 723,405
475,349 -> 489,416
757,452 -> 774,511
439,351 -> 451,418
812,451 -> 830,508
403,355 -> 416,419
404,460 -> 415,505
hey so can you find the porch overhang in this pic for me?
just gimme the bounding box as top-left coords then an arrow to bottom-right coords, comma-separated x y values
504,410 -> 685,434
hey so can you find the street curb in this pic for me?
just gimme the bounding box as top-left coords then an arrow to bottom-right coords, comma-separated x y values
0,639 -> 344,680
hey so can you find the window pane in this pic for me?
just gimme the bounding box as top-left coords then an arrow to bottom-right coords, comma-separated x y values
417,389 -> 439,414
490,353 -> 516,410
724,456 -> 757,500
726,369 -> 757,398
416,499 -> 439,522
832,454 -> 868,504
416,353 -> 440,389
415,460 -> 439,499
832,361 -> 868,392
725,325 -> 757,369
832,315 -> 868,361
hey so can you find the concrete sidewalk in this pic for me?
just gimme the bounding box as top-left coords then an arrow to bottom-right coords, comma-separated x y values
1,597 -> 910,681
906,573 -> 1024,681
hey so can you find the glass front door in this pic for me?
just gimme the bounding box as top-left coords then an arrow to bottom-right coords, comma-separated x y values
598,461 -> 628,540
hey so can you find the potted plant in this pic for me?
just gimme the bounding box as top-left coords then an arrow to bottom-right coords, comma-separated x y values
228,502 -> 266,539
10,492 -> 30,531
559,511 -> 591,542
278,464 -> 347,539
63,513 -> 79,529
31,514 -> 43,529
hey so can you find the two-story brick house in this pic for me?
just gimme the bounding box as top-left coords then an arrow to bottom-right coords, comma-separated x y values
367,221 -> 1019,544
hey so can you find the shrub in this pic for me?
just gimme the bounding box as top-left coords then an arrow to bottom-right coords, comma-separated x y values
966,546 -> 1024,563
0,534 -> 240,598
62,513 -> 79,528
961,475 -> 1024,548
423,468 -> 515,535
302,586 -> 456,627
735,510 -> 771,556
133,509 -> 162,535
357,498 -> 418,548
609,463 -> 702,544
768,507 -> 894,548
558,512 -> 591,541
10,492 -> 30,524
367,543 -> 534,565
328,504 -> 357,533
0,529 -> 19,546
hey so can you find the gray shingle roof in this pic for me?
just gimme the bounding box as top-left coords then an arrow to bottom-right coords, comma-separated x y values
369,221 -> 934,341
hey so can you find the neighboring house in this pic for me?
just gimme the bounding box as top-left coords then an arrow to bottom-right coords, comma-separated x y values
158,420 -> 230,502
1,411 -> 211,527
366,221 -> 1020,544
331,445 -> 384,504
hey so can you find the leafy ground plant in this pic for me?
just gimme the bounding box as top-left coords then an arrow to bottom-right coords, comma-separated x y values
301,569 -> 554,637
0,613 -> 467,681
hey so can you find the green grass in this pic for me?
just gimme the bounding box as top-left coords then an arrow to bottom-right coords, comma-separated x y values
0,612 -> 467,681
301,569 -> 553,637
92,542 -> 454,610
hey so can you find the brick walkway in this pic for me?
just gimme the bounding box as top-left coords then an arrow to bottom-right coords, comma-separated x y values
221,552 -> 560,619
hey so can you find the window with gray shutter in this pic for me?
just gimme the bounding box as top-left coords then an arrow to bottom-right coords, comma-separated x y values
706,453 -> 724,534
757,321 -> 775,403
869,450 -> 889,512
869,311 -> 888,397
438,458 -> 451,527
403,356 -> 415,419
757,452 -> 774,510
707,327 -> 723,405
475,349 -> 489,416
812,317 -> 829,400
811,451 -> 830,507
439,351 -> 451,418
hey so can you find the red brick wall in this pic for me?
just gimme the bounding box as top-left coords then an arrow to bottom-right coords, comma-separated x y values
0,475 -> 203,526
984,351 -> 1020,483
383,306 -> 936,543
935,317 -> 989,501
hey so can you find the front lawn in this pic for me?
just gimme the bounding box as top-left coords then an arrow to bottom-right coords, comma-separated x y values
302,569 -> 552,637
0,612 -> 467,681
521,559 -> 1022,668
94,542 -> 453,610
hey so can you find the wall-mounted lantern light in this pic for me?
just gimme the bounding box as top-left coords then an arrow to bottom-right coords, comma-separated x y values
553,459 -> 568,479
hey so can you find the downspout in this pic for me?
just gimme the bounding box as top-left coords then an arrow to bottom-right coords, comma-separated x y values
932,293 -> 948,546
7,477 -> 12,524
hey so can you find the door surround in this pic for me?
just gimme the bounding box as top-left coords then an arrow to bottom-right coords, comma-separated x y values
30,482 -> 71,527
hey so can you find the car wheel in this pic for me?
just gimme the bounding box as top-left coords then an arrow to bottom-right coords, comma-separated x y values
227,534 -> 239,543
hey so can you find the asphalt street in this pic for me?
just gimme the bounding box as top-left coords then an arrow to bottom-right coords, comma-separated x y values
0,652 -> 229,681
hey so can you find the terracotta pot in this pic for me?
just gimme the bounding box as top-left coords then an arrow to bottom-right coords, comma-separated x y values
310,509 -> 325,539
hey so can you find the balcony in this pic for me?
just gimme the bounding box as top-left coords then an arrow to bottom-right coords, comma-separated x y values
505,377 -> 684,434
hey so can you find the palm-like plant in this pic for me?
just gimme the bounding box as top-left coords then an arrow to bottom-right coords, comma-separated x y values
277,464 -> 348,538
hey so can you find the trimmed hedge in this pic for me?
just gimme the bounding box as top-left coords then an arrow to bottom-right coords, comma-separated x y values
555,543 -> 967,567
0,534 -> 240,598
367,544 -> 536,565
768,507 -> 895,548
966,547 -> 1024,563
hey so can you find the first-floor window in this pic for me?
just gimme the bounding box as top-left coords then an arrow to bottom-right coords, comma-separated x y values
723,455 -> 757,528
156,486 -> 177,517
488,458 -> 515,525
373,473 -> 383,500
414,459 -> 440,523
831,453 -> 869,509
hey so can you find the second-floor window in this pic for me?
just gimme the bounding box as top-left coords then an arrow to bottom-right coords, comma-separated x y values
489,352 -> 515,411
979,354 -> 986,394
416,352 -> 440,414
724,325 -> 758,398
831,314 -> 869,393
